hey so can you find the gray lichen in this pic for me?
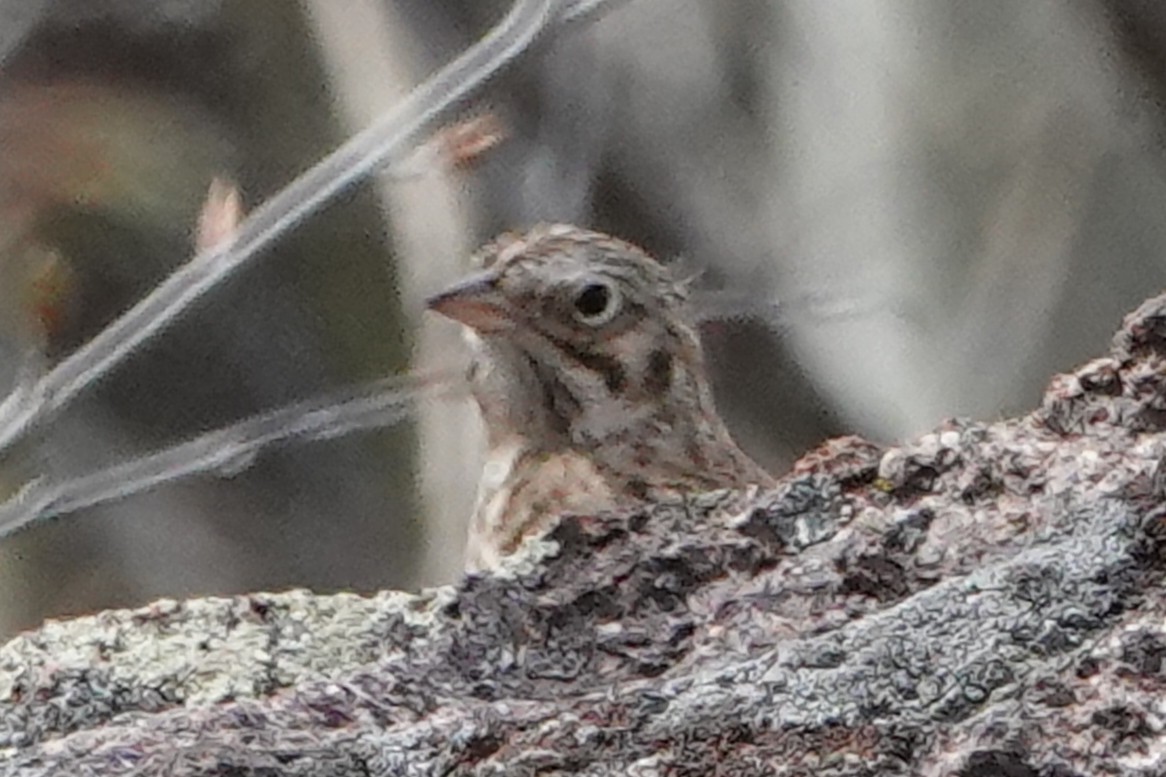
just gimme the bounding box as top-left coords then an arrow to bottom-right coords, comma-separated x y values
5,292 -> 1166,774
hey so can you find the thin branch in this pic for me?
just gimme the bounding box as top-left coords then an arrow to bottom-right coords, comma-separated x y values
0,0 -> 612,459
559,0 -> 621,23
0,371 -> 462,537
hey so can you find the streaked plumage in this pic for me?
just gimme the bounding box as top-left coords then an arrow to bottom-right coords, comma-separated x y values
427,224 -> 774,570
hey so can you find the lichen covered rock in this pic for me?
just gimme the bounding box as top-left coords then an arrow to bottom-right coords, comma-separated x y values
5,292 -> 1166,775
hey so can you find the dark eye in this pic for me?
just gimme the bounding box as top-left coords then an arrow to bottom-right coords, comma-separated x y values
572,282 -> 618,324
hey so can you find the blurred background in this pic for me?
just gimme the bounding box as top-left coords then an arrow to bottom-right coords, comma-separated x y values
1,0 -> 1165,638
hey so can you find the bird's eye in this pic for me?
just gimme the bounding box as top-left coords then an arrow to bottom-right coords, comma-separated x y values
572,282 -> 618,325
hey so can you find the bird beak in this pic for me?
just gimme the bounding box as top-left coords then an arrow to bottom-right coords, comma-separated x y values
425,272 -> 513,333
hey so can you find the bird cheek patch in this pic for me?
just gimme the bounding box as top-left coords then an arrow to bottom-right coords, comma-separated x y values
643,349 -> 674,398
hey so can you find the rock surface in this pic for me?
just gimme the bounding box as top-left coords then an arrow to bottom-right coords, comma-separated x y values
4,292 -> 1166,775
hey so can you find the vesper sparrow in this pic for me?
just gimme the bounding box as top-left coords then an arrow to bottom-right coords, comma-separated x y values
427,224 -> 775,571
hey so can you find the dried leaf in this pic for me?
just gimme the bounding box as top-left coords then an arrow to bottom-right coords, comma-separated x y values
194,177 -> 244,253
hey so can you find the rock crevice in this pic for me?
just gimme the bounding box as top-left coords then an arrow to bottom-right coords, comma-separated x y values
4,293 -> 1166,774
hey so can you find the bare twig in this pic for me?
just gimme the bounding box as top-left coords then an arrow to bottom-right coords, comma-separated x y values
0,0 -> 616,459
0,370 -> 462,537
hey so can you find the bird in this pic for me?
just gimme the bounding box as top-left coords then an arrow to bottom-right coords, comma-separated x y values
426,224 -> 775,571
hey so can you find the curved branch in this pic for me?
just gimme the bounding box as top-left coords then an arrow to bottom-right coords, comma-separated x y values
0,0 -> 613,458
